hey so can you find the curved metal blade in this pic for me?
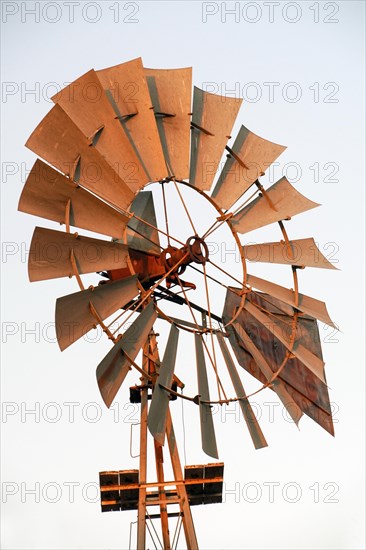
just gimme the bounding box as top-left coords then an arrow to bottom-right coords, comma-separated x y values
28,227 -> 129,282
25,104 -> 135,211
97,57 -> 167,183
52,69 -> 148,193
190,87 -> 242,191
145,66 -> 192,180
243,238 -> 338,269
127,191 -> 161,255
18,159 -> 129,239
232,177 -> 320,234
233,323 -> 303,425
216,332 -> 267,450
195,334 -> 219,459
96,301 -> 157,408
244,299 -> 326,383
211,125 -> 286,209
55,275 -> 139,351
246,274 -> 336,328
148,324 -> 180,445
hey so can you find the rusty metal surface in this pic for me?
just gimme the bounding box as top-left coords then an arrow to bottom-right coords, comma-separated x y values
244,299 -> 326,383
25,104 -> 135,211
243,238 -> 338,269
55,275 -> 139,351
246,273 -> 336,328
148,324 -> 180,445
28,227 -> 129,282
18,159 -> 129,239
52,69 -> 148,193
232,177 -> 319,234
216,332 -> 267,449
96,301 -> 157,408
223,289 -> 334,435
127,191 -> 161,255
212,125 -> 286,210
144,66 -> 192,180
190,87 -> 242,191
194,334 -> 218,459
97,57 -> 167,183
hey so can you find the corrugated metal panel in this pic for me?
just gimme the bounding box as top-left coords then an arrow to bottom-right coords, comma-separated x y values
96,301 -> 157,408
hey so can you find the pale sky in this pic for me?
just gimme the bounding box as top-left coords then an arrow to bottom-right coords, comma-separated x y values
1,1 -> 365,549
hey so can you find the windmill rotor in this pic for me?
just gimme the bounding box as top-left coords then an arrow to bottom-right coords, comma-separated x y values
19,56 -> 337,549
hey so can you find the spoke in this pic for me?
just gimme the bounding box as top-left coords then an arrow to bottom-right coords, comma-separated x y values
208,258 -> 243,286
161,182 -> 171,247
175,274 -> 227,400
111,252 -> 190,336
173,180 -> 198,236
203,262 -> 227,402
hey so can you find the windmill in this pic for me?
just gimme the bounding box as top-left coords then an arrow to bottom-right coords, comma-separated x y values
18,57 -> 336,549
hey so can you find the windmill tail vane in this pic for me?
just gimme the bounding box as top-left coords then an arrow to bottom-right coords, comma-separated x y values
19,56 -> 337,549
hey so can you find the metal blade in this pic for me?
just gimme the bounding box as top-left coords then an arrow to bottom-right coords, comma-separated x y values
25,104 -> 135,211
55,275 -> 139,351
190,87 -> 242,191
244,300 -> 326,383
28,227 -> 129,282
216,332 -> 267,450
195,334 -> 219,459
127,191 -> 161,254
246,273 -> 336,328
52,69 -> 148,193
233,323 -> 303,425
232,177 -> 320,234
96,301 -> 157,408
243,238 -> 338,269
223,289 -> 334,434
18,159 -> 129,239
144,66 -> 192,180
211,125 -> 286,209
148,325 -> 180,445
97,57 -> 167,183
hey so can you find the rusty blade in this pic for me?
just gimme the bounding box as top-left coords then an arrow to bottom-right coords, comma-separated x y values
243,238 -> 338,269
195,334 -> 219,459
233,323 -> 303,425
216,332 -> 267,450
127,191 -> 161,255
232,177 -> 320,234
190,87 -> 242,191
148,325 -> 180,445
144,66 -> 192,180
246,273 -> 336,328
211,125 -> 286,210
25,104 -> 135,211
28,227 -> 129,282
97,57 -> 167,183
52,69 -> 148,193
96,301 -> 157,408
244,299 -> 326,383
56,275 -> 139,351
18,159 -> 129,239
